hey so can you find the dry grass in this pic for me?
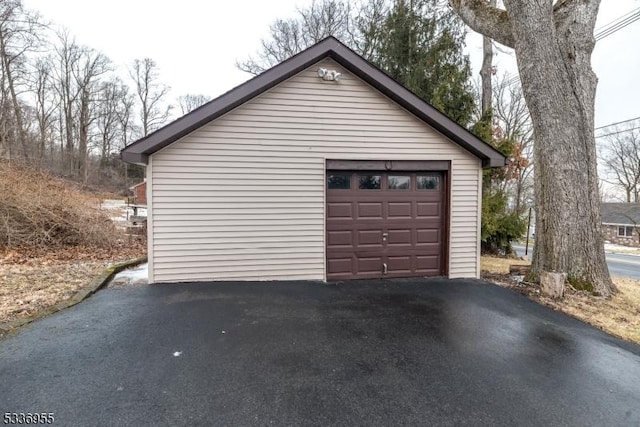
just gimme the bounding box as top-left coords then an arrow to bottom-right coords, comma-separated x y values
481,256 -> 529,274
481,255 -> 640,344
0,162 -> 118,248
607,246 -> 640,255
0,244 -> 146,324
0,261 -> 106,322
552,277 -> 640,344
0,162 -> 146,326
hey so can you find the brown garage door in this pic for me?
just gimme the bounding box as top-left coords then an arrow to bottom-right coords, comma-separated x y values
326,171 -> 445,280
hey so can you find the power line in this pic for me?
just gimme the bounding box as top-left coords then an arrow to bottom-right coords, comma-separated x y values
502,7 -> 640,87
595,126 -> 640,139
595,116 -> 640,131
595,9 -> 640,41
505,74 -> 519,87
595,6 -> 640,31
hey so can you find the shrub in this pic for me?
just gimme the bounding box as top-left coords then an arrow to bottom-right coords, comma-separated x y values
0,162 -> 119,249
481,189 -> 526,255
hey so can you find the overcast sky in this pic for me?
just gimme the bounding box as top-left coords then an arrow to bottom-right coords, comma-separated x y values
22,0 -> 640,130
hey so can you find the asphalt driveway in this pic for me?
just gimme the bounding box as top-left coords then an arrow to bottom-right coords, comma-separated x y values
1,278 -> 639,426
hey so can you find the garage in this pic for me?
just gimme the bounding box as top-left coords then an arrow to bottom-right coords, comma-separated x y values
121,37 -> 505,283
326,162 -> 447,280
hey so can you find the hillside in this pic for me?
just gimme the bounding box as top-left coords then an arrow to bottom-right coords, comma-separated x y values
0,162 -> 121,250
0,162 -> 145,324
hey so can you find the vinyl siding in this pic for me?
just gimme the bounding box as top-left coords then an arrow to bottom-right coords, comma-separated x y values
150,58 -> 481,282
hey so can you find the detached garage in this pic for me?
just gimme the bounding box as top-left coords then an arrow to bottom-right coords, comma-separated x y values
121,37 -> 505,283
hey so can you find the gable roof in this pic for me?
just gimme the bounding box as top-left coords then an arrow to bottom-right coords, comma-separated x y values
121,37 -> 506,168
601,203 -> 640,225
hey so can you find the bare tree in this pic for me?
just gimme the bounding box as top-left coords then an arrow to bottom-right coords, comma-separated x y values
96,77 -> 125,165
492,75 -> 533,215
0,0 -> 45,161
52,29 -> 81,172
449,0 -> 614,296
115,84 -> 136,149
599,122 -> 640,203
238,0 -> 355,75
350,0 -> 387,58
0,62 -> 16,160
129,58 -> 171,137
73,47 -> 110,181
31,56 -> 57,165
177,93 -> 210,115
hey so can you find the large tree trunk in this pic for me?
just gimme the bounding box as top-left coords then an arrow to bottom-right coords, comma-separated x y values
479,0 -> 496,115
479,34 -> 492,114
449,0 -> 615,296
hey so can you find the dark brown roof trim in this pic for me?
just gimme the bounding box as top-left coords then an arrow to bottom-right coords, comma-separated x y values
121,37 -> 506,168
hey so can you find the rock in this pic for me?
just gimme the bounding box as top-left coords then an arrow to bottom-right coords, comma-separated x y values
540,271 -> 566,299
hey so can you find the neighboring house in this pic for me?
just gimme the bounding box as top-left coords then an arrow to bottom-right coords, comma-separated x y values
121,37 -> 505,284
129,180 -> 147,206
602,203 -> 640,247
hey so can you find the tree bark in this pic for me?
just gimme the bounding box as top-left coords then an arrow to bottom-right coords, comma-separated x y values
0,32 -> 29,161
480,34 -> 492,114
479,0 -> 496,115
449,0 -> 615,296
78,88 -> 89,182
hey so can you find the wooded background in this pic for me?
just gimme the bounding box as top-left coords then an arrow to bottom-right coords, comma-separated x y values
0,0 -> 210,191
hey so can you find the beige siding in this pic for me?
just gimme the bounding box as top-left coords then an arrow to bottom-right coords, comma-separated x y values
150,58 -> 481,282
146,157 -> 155,283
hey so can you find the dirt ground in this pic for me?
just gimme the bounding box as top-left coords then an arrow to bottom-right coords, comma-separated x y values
0,243 -> 145,324
481,256 -> 640,345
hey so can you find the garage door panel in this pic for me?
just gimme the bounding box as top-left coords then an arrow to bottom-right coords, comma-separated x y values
358,202 -> 383,218
327,230 -> 353,246
388,202 -> 412,218
328,258 -> 353,274
328,203 -> 353,218
326,222 -> 388,231
417,229 -> 439,244
327,171 -> 445,280
357,257 -> 383,274
416,255 -> 440,272
387,256 -> 412,273
387,229 -> 412,245
417,202 -> 440,217
358,230 -> 384,246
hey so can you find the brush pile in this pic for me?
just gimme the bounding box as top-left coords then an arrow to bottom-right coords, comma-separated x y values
0,162 -> 118,249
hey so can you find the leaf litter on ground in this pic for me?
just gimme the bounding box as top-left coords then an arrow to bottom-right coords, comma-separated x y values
1,242 -> 145,324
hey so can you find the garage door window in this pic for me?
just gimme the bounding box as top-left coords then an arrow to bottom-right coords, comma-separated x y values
327,174 -> 351,189
359,174 -> 381,189
388,175 -> 410,190
417,175 -> 440,190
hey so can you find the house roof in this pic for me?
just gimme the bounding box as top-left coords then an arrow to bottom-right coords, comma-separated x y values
121,37 -> 506,168
602,203 -> 640,225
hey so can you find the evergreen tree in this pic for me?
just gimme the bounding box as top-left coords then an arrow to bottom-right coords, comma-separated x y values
365,0 -> 475,126
240,0 -> 475,127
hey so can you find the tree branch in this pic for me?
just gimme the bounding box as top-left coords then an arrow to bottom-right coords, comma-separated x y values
448,0 -> 514,48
